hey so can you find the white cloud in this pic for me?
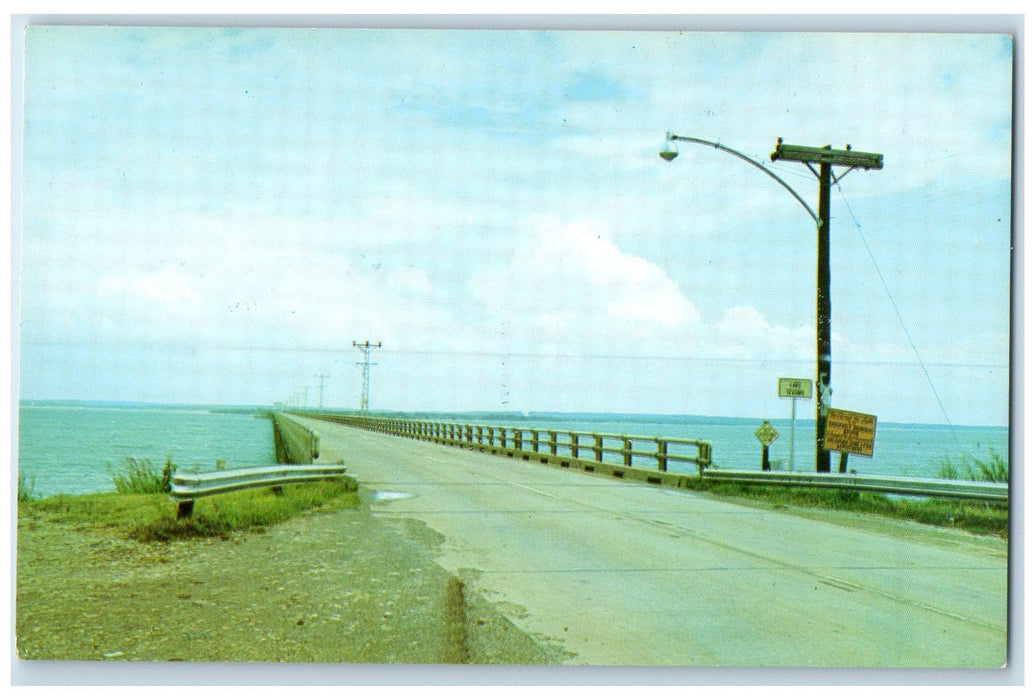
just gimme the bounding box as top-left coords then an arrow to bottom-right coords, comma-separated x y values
387,266 -> 434,295
97,265 -> 202,305
470,217 -> 700,345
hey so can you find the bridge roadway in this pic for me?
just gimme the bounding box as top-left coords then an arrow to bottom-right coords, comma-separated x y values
291,416 -> 1007,667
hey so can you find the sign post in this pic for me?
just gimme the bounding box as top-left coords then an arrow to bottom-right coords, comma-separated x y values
822,408 -> 877,473
778,378 -> 812,471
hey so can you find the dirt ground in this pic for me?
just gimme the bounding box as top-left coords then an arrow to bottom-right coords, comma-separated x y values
14,492 -> 571,665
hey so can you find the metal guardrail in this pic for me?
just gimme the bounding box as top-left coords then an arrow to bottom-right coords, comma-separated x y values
701,469 -> 1008,502
299,413 -> 714,474
170,464 -> 348,518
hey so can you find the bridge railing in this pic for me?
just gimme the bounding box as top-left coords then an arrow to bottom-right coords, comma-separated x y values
289,412 -> 1006,502
300,413 -> 713,475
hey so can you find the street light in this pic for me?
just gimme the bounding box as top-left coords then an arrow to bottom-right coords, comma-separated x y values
660,131 -> 883,473
660,133 -> 820,225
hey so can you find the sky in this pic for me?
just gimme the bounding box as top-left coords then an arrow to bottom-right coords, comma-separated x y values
13,24 -> 1014,426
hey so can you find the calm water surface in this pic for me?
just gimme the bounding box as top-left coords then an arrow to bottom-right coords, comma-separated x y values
17,404 -> 276,497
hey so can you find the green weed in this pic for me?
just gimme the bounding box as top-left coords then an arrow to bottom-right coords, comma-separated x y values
17,472 -> 39,503
108,456 -> 173,494
935,449 -> 1009,484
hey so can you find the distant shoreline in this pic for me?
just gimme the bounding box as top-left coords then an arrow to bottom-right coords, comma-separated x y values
16,400 -> 1011,431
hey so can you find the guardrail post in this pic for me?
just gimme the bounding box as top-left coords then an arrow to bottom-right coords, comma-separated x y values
514,429 -> 523,451
531,430 -> 539,453
550,431 -> 558,455
177,500 -> 195,519
593,434 -> 603,463
570,433 -> 579,458
623,438 -> 633,467
657,439 -> 668,472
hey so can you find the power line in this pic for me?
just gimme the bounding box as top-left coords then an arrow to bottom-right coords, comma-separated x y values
24,339 -> 1005,371
834,181 -> 967,453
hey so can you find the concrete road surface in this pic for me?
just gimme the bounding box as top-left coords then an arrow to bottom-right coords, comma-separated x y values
294,416 -> 1007,667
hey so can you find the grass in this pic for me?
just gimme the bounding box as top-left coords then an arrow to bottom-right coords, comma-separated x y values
20,478 -> 360,543
686,479 -> 1008,539
107,456 -> 174,494
935,449 -> 1009,483
18,472 -> 39,503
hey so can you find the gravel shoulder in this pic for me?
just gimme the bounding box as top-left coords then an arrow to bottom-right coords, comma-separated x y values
15,489 -> 570,665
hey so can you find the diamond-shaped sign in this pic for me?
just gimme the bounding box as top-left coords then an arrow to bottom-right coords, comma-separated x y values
754,421 -> 778,447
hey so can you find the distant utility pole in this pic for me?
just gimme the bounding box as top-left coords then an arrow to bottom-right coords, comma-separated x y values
352,341 -> 382,412
314,374 -> 328,409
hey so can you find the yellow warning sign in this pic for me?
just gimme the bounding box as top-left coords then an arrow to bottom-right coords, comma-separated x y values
754,421 -> 778,447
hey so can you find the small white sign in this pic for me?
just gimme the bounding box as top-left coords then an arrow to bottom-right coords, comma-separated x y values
778,377 -> 813,399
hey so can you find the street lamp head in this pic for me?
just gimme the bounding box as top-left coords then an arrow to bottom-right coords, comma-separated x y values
659,131 -> 679,161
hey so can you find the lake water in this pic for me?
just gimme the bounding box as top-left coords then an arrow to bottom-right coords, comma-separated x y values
17,403 -> 276,498
15,403 -> 1009,498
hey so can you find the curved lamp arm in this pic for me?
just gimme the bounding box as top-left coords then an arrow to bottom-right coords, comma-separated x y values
663,133 -> 820,226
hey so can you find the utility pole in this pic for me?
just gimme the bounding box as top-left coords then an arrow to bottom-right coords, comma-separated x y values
313,374 -> 328,409
770,140 -> 883,472
352,341 -> 382,412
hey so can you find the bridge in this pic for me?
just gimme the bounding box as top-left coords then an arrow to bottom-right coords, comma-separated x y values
282,413 -> 1007,667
